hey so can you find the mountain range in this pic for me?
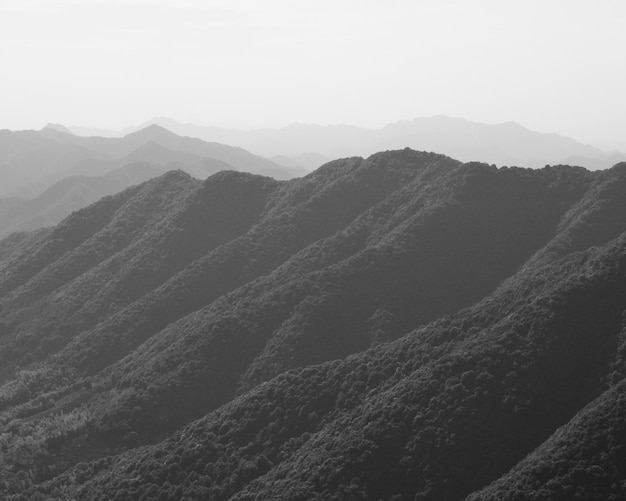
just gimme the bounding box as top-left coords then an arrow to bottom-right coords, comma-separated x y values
0,163 -> 170,239
0,125 -> 306,239
70,116 -> 626,170
0,149 -> 625,499
0,124 -> 303,199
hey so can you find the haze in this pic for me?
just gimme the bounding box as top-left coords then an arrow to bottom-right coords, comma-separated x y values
1,0 -> 625,148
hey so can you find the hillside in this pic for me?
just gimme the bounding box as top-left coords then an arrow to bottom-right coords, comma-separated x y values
0,163 -> 168,239
0,150 -> 625,499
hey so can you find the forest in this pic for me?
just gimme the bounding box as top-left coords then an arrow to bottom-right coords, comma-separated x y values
0,148 -> 625,500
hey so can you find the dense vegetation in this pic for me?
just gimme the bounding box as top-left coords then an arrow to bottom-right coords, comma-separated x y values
0,149 -> 625,499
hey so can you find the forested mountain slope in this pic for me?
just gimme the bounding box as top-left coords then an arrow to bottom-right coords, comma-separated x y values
0,150 -> 625,500
0,163 -> 170,239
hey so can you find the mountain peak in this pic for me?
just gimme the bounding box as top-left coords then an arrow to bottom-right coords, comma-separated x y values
119,124 -> 183,147
126,123 -> 177,139
42,123 -> 75,135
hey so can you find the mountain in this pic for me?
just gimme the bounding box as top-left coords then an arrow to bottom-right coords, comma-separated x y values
561,151 -> 626,171
374,117 -> 612,168
0,162 -> 170,239
0,129 -> 111,197
67,125 -> 120,138
96,116 -> 625,170
0,125 -> 302,199
270,152 -> 333,172
43,123 -> 75,135
0,150 -> 625,500
40,124 -> 305,179
0,124 -> 304,237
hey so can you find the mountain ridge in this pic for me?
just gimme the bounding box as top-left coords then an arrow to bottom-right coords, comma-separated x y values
0,125 -> 302,200
0,126 -> 305,239
67,116 -> 625,170
0,152 -> 625,499
0,162 -> 171,239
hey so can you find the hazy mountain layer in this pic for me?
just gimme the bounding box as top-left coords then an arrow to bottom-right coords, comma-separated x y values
0,150 -> 625,500
0,125 -> 302,200
0,129 -> 110,197
0,163 -> 170,239
95,115 -> 626,170
39,125 -> 305,180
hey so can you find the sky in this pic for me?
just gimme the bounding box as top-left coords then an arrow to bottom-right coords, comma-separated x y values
0,0 -> 625,147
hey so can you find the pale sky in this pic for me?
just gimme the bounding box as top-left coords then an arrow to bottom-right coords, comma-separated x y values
1,0 -> 625,146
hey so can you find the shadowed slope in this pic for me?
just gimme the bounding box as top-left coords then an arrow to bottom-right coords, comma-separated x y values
64,180 -> 626,501
1,155 -> 625,500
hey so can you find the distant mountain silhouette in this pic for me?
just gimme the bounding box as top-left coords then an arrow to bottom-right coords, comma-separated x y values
43,123 -> 75,135
270,152 -> 333,171
1,150 -> 625,499
67,125 -> 121,137
41,124 -> 304,178
118,141 -> 235,179
0,128 -> 111,196
0,125 -> 302,200
87,115 -> 626,169
0,162 -> 170,238
561,151 -> 626,170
